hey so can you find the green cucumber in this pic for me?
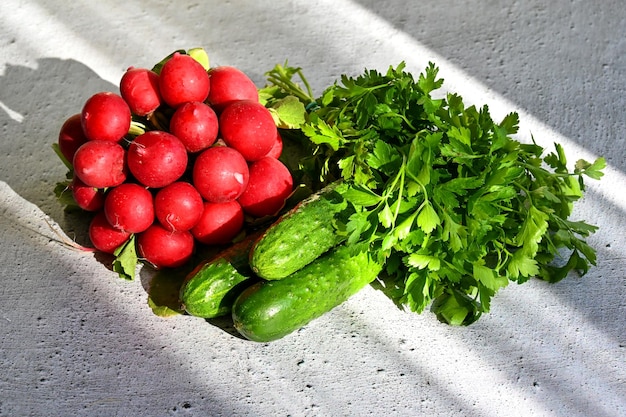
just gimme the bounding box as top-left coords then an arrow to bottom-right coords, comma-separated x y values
180,234 -> 260,319
249,181 -> 352,280
232,244 -> 383,342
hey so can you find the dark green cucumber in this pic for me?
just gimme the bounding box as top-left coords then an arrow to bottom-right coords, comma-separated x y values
180,234 -> 260,319
249,181 -> 352,280
232,244 -> 383,342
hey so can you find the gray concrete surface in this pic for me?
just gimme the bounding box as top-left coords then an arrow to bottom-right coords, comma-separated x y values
1,1 -> 624,416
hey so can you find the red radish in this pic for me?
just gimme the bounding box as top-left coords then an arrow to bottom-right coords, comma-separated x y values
127,131 -> 188,188
154,181 -> 204,232
137,224 -> 194,268
104,183 -> 154,233
158,52 -> 210,108
119,67 -> 162,116
73,140 -> 127,188
169,101 -> 219,153
219,100 -> 277,161
191,200 -> 244,245
192,146 -> 249,203
58,113 -> 88,163
238,157 -> 293,218
70,176 -> 105,211
88,210 -> 131,254
207,66 -> 259,112
264,131 -> 283,159
81,92 -> 131,142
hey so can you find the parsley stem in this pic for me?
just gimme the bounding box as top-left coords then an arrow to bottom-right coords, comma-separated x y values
296,68 -> 315,103
265,64 -> 316,105
513,181 -> 534,206
522,162 -> 577,179
380,157 -> 407,229
394,164 -> 406,224
268,76 -> 314,104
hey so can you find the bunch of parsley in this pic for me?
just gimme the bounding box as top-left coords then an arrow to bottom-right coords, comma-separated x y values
262,61 -> 605,325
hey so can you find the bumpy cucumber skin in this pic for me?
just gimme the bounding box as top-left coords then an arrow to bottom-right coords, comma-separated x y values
180,259 -> 255,318
249,181 -> 351,280
232,245 -> 383,342
180,235 -> 258,319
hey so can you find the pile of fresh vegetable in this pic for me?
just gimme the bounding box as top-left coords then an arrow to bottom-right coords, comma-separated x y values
54,48 -> 605,342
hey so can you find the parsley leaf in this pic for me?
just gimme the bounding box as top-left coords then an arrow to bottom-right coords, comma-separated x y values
267,95 -> 307,129
263,61 -> 604,325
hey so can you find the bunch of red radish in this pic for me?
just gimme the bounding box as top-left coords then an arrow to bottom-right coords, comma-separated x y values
57,52 -> 293,268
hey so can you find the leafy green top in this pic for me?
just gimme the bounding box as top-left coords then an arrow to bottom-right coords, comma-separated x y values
261,61 -> 605,325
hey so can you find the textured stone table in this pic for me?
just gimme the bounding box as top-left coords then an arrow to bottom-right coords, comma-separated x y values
1,1 -> 624,416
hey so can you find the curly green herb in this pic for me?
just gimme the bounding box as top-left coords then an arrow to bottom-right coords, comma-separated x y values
262,61 -> 605,325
